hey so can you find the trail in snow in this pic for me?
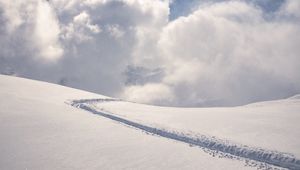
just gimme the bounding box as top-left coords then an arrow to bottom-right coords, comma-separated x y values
70,99 -> 300,170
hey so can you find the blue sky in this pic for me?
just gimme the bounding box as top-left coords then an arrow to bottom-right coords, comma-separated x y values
170,0 -> 286,20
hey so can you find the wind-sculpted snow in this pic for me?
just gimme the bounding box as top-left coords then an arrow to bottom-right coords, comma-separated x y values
70,99 -> 300,170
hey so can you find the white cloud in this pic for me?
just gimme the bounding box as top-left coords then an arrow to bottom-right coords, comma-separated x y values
0,0 -> 32,33
122,0 -> 300,106
279,0 -> 300,18
0,0 -> 63,61
122,83 -> 174,105
73,11 -> 101,34
106,24 -> 124,39
34,0 -> 63,61
62,11 -> 101,43
0,0 -> 299,107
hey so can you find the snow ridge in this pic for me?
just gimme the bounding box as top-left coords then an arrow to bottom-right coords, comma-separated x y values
70,99 -> 300,170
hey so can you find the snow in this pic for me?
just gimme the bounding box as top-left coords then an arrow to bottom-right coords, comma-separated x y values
88,98 -> 300,158
0,75 -> 257,170
0,74 -> 299,169
72,98 -> 300,169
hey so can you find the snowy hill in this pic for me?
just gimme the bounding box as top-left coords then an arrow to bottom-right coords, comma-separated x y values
0,75 -> 300,170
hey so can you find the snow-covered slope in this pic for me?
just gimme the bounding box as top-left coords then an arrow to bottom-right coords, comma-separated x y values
84,97 -> 300,157
71,97 -> 300,169
0,75 -> 299,169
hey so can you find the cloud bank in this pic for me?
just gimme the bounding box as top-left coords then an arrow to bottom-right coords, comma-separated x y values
0,0 -> 299,106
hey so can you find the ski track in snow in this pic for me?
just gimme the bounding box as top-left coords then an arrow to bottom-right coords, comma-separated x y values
69,98 -> 300,170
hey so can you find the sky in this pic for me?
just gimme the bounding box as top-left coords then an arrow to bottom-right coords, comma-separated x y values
0,0 -> 299,107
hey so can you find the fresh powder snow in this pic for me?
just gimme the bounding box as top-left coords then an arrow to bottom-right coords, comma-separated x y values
0,75 -> 299,170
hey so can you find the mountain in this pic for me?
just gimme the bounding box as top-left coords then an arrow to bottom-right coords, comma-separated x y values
0,74 -> 299,170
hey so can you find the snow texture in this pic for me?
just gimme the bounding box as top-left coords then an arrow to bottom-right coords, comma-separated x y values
71,98 -> 300,170
1,74 -> 265,170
